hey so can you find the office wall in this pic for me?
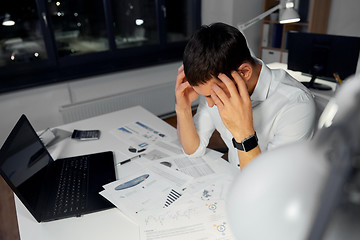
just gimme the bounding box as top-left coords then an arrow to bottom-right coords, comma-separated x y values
232,0 -> 263,57
327,0 -> 360,75
327,0 -> 360,37
201,0 -> 234,25
202,0 -> 263,57
0,83 -> 71,142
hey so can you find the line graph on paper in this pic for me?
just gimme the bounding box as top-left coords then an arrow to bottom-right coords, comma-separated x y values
140,200 -> 236,240
144,207 -> 200,226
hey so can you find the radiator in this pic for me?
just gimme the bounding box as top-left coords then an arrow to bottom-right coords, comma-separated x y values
59,82 -> 176,123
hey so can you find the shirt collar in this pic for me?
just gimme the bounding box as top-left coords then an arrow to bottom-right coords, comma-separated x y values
250,58 -> 272,102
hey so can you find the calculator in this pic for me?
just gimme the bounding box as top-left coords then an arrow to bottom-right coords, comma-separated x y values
71,129 -> 101,140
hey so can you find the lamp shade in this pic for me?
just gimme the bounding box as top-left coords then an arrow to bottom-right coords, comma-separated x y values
279,5 -> 300,23
2,14 -> 15,26
238,1 -> 300,31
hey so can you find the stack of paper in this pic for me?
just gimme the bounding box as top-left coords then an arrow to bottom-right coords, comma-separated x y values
101,121 -> 238,239
139,174 -> 236,240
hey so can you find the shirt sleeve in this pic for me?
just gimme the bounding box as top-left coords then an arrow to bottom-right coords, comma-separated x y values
184,96 -> 216,158
267,93 -> 317,150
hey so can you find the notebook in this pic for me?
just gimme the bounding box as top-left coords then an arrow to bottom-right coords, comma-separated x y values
0,115 -> 116,222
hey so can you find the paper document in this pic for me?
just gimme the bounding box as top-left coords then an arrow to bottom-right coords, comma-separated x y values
142,141 -> 183,161
147,155 -> 216,178
100,162 -> 193,221
140,198 -> 235,240
111,121 -> 176,156
138,160 -> 237,240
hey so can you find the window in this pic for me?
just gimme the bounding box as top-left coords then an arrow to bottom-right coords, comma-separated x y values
47,0 -> 109,56
164,0 -> 195,43
0,0 -> 201,93
111,0 -> 158,49
0,0 -> 48,66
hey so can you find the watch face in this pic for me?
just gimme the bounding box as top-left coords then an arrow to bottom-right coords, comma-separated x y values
232,133 -> 258,152
243,136 -> 258,152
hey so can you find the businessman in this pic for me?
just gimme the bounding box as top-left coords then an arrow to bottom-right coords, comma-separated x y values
175,22 -> 316,168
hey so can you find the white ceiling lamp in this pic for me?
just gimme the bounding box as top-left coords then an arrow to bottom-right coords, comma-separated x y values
2,13 -> 15,26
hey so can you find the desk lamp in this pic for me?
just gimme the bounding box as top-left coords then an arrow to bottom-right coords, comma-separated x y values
226,75 -> 360,239
237,0 -> 300,31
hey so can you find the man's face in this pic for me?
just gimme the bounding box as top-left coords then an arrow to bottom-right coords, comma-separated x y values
192,77 -> 232,108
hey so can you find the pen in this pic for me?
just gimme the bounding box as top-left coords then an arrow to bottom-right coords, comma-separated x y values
333,73 -> 342,85
115,154 -> 146,166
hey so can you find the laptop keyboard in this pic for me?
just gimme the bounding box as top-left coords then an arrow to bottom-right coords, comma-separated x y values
51,156 -> 90,217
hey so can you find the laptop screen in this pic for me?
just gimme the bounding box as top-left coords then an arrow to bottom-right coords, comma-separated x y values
0,115 -> 52,216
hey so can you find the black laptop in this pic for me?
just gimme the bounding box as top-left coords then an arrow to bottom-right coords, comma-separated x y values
0,115 -> 116,222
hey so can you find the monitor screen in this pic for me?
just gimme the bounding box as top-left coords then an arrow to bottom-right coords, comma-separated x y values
287,32 -> 360,90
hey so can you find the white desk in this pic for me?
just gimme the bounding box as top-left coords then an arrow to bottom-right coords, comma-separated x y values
14,106 -> 235,240
15,106 -> 175,239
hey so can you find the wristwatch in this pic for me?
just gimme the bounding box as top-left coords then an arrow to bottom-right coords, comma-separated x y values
232,132 -> 258,152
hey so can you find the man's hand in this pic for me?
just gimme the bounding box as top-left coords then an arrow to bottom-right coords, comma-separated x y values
210,71 -> 255,142
175,65 -> 200,155
175,65 -> 199,112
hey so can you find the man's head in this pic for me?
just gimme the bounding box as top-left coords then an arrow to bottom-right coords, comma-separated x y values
183,22 -> 255,87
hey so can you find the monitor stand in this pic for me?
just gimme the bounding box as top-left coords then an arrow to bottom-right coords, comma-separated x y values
302,75 -> 332,91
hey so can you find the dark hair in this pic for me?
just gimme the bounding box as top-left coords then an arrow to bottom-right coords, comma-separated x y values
183,22 -> 255,86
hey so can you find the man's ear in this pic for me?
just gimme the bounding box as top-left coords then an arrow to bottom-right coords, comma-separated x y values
237,63 -> 253,81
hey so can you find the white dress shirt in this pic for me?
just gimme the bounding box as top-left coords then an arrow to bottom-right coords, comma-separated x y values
187,59 -> 317,167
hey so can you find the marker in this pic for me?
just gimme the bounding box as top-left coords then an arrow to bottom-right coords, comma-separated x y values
115,154 -> 145,166
115,174 -> 149,190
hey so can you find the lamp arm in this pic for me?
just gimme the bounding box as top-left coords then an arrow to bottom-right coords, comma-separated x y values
237,4 -> 282,31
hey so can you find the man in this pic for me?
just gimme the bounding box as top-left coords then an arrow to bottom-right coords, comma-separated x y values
175,22 -> 316,169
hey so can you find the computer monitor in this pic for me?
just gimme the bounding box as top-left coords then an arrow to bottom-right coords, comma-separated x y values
287,32 -> 360,90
